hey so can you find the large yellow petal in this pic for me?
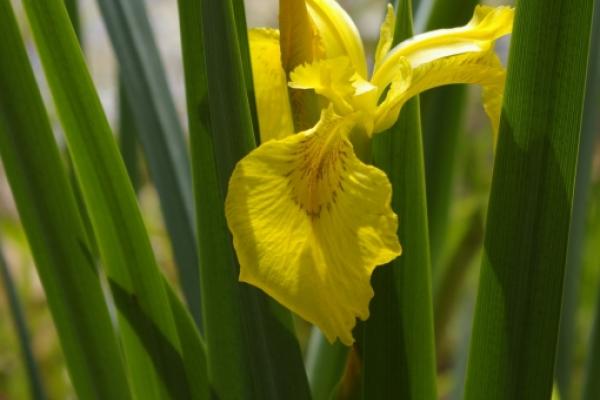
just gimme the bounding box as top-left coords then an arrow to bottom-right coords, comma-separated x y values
374,50 -> 506,140
372,5 -> 513,88
305,0 -> 368,78
249,28 -> 295,141
225,108 -> 401,345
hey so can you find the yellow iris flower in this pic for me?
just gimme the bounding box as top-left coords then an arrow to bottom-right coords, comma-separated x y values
226,0 -> 513,345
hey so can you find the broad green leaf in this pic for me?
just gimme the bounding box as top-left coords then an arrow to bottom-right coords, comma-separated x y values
180,0 -> 310,398
555,0 -> 600,397
20,0 -> 207,398
363,0 -> 437,398
94,0 -> 201,325
0,2 -> 131,397
0,244 -> 47,400
464,0 -> 594,398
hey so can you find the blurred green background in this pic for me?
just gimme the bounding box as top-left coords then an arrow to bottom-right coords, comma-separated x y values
1,0 -> 598,398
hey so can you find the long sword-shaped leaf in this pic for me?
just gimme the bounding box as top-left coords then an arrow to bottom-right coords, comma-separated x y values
0,3 -> 131,397
119,77 -> 141,192
0,243 -> 47,400
231,0 -> 260,142
21,0 -> 206,398
64,0 -> 80,38
464,0 -> 594,398
180,0 -> 309,398
165,279 -> 210,399
94,0 -> 201,325
363,0 -> 437,398
583,272 -> 600,400
555,0 -> 600,396
420,0 -> 478,271
433,209 -> 483,354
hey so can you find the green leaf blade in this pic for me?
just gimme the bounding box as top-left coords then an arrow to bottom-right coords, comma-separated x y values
555,0 -> 600,396
184,0 -> 310,397
0,245 -> 47,400
464,0 -> 594,398
20,0 -> 207,398
0,2 -> 131,397
420,0 -> 478,273
363,1 -> 437,398
95,0 -> 202,326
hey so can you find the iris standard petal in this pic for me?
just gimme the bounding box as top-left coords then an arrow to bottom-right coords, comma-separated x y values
373,4 -> 396,73
305,0 -> 368,78
225,108 -> 401,344
372,5 -> 513,88
279,0 -> 324,73
249,28 -> 295,141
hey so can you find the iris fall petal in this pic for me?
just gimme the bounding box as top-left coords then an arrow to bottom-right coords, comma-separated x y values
226,108 -> 401,344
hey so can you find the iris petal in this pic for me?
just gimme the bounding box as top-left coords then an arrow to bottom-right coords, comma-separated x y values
289,57 -> 356,114
373,4 -> 396,73
225,108 -> 401,344
305,0 -> 368,78
372,5 -> 513,88
249,29 -> 295,141
374,49 -> 506,138
279,0 -> 324,73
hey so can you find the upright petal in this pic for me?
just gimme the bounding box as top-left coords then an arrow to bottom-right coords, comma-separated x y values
374,50 -> 506,140
249,29 -> 295,141
372,5 -> 513,88
226,108 -> 401,344
305,0 -> 368,78
279,0 -> 324,73
279,0 -> 325,131
373,4 -> 396,73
